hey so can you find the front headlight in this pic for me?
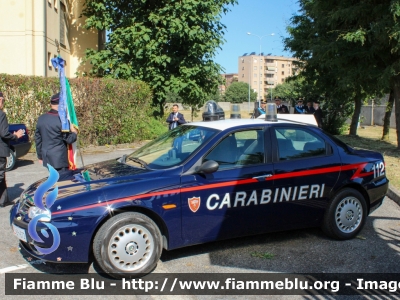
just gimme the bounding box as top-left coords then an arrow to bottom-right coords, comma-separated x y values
28,207 -> 51,222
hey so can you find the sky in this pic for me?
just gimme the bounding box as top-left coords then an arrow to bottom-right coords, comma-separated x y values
214,0 -> 301,74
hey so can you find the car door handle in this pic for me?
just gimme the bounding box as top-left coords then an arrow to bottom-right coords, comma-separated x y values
253,174 -> 273,181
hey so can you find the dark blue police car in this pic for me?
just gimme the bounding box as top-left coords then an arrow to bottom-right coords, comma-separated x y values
10,112 -> 388,278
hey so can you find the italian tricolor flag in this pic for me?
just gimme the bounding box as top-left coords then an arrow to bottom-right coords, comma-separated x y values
65,78 -> 79,170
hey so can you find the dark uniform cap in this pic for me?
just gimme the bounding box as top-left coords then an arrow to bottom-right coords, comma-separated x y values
314,101 -> 320,104
261,101 -> 267,104
51,93 -> 60,105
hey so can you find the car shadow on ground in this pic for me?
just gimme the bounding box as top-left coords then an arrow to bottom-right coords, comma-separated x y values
12,158 -> 35,170
160,214 -> 400,273
8,183 -> 24,202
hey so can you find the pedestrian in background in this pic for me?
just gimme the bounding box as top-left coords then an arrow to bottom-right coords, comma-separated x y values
167,104 -> 186,130
294,98 -> 306,114
274,97 -> 289,114
253,101 -> 266,118
305,101 -> 315,114
35,93 -> 78,180
0,91 -> 24,207
313,101 -> 323,128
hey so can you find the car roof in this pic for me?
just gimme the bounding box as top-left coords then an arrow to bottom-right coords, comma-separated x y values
184,115 -> 317,131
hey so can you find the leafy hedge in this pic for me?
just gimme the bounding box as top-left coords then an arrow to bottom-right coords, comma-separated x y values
0,74 -> 166,148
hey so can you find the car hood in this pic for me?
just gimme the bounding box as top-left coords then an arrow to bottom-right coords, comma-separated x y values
22,158 -> 165,203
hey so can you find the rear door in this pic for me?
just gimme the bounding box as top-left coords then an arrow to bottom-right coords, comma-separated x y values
271,125 -> 341,226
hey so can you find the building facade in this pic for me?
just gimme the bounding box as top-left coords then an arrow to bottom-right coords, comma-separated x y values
218,73 -> 238,94
0,0 -> 102,78
238,53 -> 298,101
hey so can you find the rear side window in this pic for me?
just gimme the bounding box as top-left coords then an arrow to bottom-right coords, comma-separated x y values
274,128 -> 326,161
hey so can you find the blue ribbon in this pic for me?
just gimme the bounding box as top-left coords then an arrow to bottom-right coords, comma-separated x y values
51,56 -> 69,132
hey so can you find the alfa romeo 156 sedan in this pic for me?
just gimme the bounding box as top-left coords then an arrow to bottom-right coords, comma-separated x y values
10,112 -> 388,278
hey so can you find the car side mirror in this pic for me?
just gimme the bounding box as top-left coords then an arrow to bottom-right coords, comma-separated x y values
197,160 -> 219,174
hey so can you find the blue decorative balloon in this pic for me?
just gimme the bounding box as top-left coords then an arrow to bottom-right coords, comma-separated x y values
28,164 -> 61,255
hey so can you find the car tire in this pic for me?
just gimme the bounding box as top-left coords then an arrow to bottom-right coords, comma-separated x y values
6,150 -> 16,172
322,188 -> 367,240
93,212 -> 163,279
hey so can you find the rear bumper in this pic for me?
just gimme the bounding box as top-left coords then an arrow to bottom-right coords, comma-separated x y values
367,177 -> 389,213
13,142 -> 31,158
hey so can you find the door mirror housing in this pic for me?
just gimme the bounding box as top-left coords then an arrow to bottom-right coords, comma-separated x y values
197,160 -> 219,174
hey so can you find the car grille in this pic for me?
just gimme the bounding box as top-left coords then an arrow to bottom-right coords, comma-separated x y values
18,192 -> 35,216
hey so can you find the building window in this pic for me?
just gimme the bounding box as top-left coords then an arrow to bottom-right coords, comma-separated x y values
282,71 -> 284,75
54,55 -> 58,71
282,64 -> 284,68
48,52 -> 52,70
242,66 -> 244,70
254,66 -> 257,70
254,73 -> 257,78
282,78 -> 285,82
254,59 -> 257,63
254,81 -> 257,85
242,59 -> 244,63
266,59 -> 274,63
242,74 -> 244,77
60,2 -> 67,46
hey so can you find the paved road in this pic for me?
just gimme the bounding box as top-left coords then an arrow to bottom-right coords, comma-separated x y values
0,149 -> 399,299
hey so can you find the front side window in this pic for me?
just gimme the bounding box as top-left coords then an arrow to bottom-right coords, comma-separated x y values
204,129 -> 265,169
274,127 -> 326,161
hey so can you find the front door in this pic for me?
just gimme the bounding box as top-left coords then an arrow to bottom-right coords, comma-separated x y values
181,128 -> 278,245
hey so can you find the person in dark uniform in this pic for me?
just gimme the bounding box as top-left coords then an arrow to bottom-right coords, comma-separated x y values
274,97 -> 289,114
305,100 -> 315,114
166,104 -> 186,130
35,93 -> 78,180
0,92 -> 24,207
253,101 -> 266,118
313,101 -> 323,128
294,98 -> 306,114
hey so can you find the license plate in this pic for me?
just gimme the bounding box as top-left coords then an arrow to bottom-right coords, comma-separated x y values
12,224 -> 27,242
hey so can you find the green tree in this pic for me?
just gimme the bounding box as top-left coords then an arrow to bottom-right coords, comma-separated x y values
82,0 -> 237,116
284,0 -> 388,136
326,0 -> 400,143
268,76 -> 308,105
224,82 -> 257,103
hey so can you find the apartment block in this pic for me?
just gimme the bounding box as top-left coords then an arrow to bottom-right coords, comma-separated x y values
218,73 -> 238,94
238,53 -> 298,101
0,0 -> 102,78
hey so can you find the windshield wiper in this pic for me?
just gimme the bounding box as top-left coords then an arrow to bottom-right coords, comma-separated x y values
118,154 -> 127,163
128,157 -> 148,168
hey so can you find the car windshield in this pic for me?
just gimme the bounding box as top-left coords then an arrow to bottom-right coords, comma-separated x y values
126,125 -> 219,169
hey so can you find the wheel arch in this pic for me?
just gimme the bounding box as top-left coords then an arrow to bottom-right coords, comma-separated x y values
332,183 -> 371,213
89,206 -> 170,259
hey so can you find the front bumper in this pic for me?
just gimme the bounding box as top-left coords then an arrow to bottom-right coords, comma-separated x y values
9,201 -> 92,263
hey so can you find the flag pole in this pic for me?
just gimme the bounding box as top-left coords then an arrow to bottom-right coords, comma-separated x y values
53,38 -> 85,171
78,137 -> 85,169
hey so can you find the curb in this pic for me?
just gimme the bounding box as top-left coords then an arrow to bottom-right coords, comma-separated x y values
387,184 -> 400,207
